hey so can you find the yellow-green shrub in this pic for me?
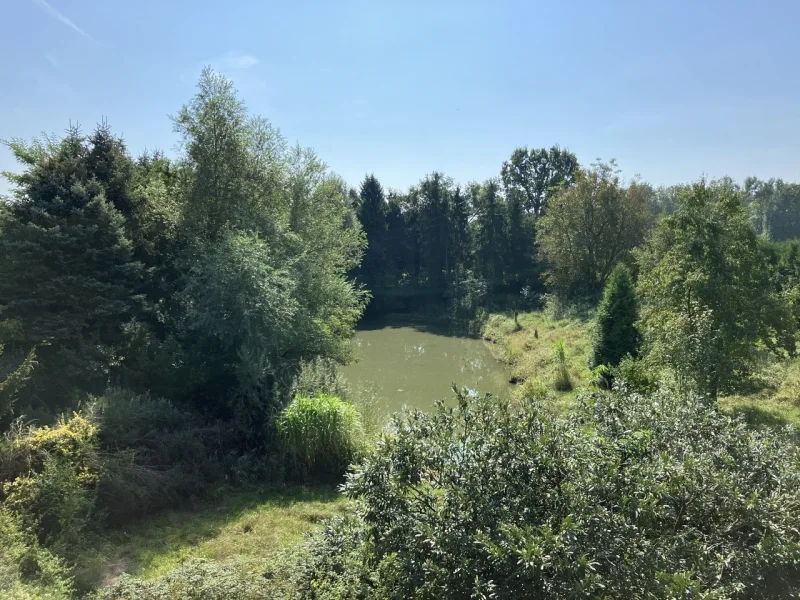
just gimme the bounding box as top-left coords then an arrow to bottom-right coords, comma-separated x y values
1,414 -> 101,557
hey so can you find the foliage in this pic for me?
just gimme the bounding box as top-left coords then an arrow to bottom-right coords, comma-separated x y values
0,510 -> 73,600
636,179 -> 794,397
85,390 -> 229,523
590,263 -> 639,368
1,414 -> 101,558
94,558 -> 274,600
552,339 -> 573,391
295,389 -> 800,598
538,161 -> 653,297
277,394 -> 364,481
0,346 -> 37,420
744,176 -> 800,241
500,145 -> 578,216
290,357 -> 352,401
173,68 -> 367,428
0,128 -> 147,407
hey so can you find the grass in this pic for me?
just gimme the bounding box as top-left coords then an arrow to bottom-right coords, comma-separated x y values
720,355 -> 800,429
483,309 -> 592,408
75,485 -> 348,592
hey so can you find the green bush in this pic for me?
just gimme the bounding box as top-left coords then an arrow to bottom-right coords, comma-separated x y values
93,558 -> 274,600
277,394 -> 364,481
290,357 -> 351,401
295,389 -> 800,598
85,389 -> 231,523
552,339 -> 572,391
0,510 -> 73,600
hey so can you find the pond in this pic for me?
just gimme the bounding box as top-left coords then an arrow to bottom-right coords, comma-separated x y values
342,323 -> 509,417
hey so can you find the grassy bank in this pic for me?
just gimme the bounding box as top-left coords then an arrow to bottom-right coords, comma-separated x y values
483,309 -> 593,409
485,308 -> 800,429
75,485 -> 347,593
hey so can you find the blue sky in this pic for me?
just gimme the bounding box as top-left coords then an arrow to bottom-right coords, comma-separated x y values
2,0 -> 799,193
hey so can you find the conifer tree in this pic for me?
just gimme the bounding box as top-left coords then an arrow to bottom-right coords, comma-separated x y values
591,263 -> 639,368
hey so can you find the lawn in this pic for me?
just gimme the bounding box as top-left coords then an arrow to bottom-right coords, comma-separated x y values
76,485 -> 348,593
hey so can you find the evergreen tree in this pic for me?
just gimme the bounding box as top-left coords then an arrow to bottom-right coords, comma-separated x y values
0,128 -> 146,406
472,180 -> 506,292
356,174 -> 388,313
591,263 -> 639,368
417,173 -> 453,300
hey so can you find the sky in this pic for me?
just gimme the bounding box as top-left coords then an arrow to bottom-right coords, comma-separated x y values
2,0 -> 800,193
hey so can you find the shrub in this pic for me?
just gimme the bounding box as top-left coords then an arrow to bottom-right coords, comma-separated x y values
290,357 -> 351,401
85,390 -> 230,523
590,263 -> 638,368
552,339 -> 572,391
0,510 -> 73,600
276,394 -> 364,481
1,414 -> 101,557
94,558 -> 274,600
295,389 -> 800,598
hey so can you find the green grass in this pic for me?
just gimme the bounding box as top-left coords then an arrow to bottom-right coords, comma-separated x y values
483,309 -> 593,407
720,355 -> 800,429
75,485 -> 348,592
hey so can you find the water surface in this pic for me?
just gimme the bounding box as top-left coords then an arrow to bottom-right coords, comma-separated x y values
342,324 -> 509,417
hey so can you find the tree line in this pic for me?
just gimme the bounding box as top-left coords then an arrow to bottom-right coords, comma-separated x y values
352,156 -> 800,318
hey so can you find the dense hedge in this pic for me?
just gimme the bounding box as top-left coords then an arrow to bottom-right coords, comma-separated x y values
291,388 -> 800,599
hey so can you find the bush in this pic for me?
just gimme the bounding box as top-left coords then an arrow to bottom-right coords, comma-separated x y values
1,414 -> 101,558
85,389 -> 230,523
552,339 -> 572,391
290,357 -> 351,401
295,389 -> 800,598
0,510 -> 73,600
94,558 -> 274,600
276,394 -> 364,481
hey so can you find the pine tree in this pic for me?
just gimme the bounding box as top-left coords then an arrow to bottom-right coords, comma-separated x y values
356,174 -> 388,312
591,263 -> 639,368
0,128 -> 146,405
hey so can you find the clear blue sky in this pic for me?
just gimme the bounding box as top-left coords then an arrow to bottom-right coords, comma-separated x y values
2,0 -> 799,193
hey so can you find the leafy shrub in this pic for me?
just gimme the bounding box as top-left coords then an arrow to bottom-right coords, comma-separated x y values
277,394 -> 364,481
1,414 -> 101,557
0,510 -> 73,600
94,558 -> 274,600
295,389 -> 800,598
85,389 -> 230,523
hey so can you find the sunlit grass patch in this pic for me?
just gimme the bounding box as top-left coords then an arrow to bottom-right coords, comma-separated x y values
77,485 -> 348,591
483,309 -> 593,402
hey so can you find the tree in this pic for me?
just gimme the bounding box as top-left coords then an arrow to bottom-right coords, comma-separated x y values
416,173 -> 453,299
636,179 -> 793,397
471,180 -> 506,292
537,161 -> 653,298
500,145 -> 578,216
172,69 -> 367,426
0,128 -> 146,406
591,263 -> 638,368
355,174 -> 388,313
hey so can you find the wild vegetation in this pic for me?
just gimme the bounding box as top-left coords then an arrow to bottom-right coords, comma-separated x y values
2,67 -> 800,598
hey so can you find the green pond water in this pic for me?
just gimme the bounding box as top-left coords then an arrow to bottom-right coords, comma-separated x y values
342,324 -> 509,417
